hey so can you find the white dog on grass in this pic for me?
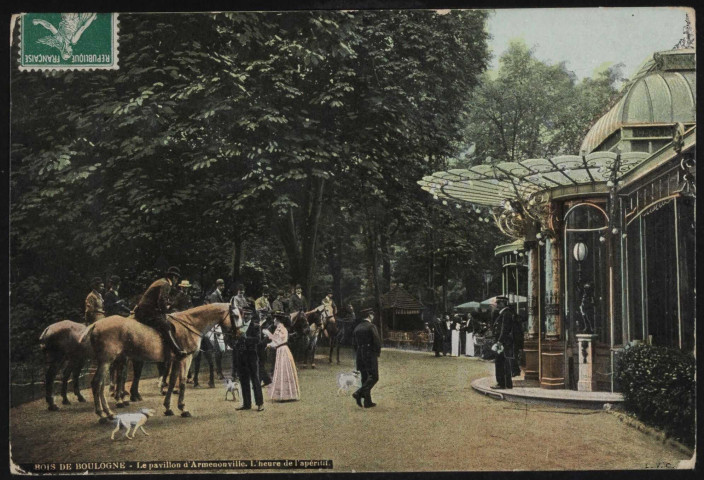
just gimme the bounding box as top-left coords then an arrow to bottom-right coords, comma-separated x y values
110,408 -> 156,440
224,378 -> 240,401
336,371 -> 361,395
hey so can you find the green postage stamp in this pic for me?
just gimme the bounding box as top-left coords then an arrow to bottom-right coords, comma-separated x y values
18,13 -> 118,70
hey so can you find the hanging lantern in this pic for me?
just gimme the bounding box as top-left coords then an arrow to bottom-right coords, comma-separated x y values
573,242 -> 588,262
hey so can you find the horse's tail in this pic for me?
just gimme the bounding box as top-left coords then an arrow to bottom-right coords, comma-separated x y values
38,325 -> 52,350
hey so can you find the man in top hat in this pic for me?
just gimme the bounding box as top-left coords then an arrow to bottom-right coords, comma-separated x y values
104,275 -> 131,317
133,266 -> 186,356
491,296 -> 515,390
234,308 -> 265,412
289,284 -> 308,312
84,276 -> 105,325
352,308 -> 382,408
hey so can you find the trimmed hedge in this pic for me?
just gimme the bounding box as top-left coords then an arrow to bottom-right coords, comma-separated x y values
616,344 -> 695,447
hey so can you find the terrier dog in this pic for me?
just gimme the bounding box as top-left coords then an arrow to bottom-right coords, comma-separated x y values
336,371 -> 361,395
110,408 -> 156,440
224,378 -> 240,401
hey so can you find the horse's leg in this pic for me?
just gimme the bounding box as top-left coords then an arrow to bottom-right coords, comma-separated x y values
177,359 -> 191,417
163,359 -> 178,416
73,358 -> 87,402
61,363 -> 72,405
130,361 -> 143,402
45,354 -> 62,411
310,338 -> 317,369
112,358 -> 126,408
92,361 -> 114,421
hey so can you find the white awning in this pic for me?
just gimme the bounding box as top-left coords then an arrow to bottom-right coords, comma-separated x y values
418,152 -> 651,208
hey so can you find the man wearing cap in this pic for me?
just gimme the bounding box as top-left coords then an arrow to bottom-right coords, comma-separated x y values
321,290 -> 338,316
231,284 -> 250,312
271,290 -> 286,314
491,296 -> 515,390
207,279 -> 226,304
255,286 -> 272,314
84,277 -> 105,325
133,266 -> 186,356
352,308 -> 382,408
104,275 -> 131,317
289,284 -> 308,312
171,279 -> 194,312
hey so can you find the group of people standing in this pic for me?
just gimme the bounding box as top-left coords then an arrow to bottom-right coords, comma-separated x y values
82,268 -> 383,409
431,313 -> 481,357
428,296 -> 524,390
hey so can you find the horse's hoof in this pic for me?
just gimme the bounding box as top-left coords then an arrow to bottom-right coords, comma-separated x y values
122,400 -> 130,406
76,395 -> 87,402
62,398 -> 71,405
48,404 -> 60,412
130,394 -> 143,402
164,409 -> 174,416
98,416 -> 110,424
107,413 -> 116,420
177,404 -> 185,411
181,411 -> 192,418
115,402 -> 125,408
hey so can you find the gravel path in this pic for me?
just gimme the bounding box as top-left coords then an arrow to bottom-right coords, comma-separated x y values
9,348 -> 689,472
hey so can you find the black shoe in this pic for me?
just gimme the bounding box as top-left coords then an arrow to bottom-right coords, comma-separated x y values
352,391 -> 363,408
235,406 -> 251,411
193,383 -> 201,388
262,380 -> 272,387
364,402 -> 377,408
257,405 -> 265,412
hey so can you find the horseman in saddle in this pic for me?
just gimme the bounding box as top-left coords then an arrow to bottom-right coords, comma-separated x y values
132,266 -> 186,357
84,276 -> 106,325
289,284 -> 308,313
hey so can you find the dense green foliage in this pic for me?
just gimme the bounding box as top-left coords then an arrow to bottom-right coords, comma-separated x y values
10,11 -> 617,363
616,344 -> 695,446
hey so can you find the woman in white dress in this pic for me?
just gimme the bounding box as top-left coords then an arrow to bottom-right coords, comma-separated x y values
451,316 -> 461,356
264,314 -> 300,401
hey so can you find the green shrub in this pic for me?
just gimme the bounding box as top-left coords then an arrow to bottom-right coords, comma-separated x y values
616,344 -> 695,447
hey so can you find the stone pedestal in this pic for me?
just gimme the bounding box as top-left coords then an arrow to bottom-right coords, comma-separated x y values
576,334 -> 599,392
523,339 -> 540,384
540,340 -> 565,389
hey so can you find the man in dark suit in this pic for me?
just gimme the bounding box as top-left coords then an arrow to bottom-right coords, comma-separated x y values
432,316 -> 444,357
235,314 -> 265,412
104,275 -> 131,317
491,296 -> 515,390
289,284 -> 308,312
352,308 -> 382,409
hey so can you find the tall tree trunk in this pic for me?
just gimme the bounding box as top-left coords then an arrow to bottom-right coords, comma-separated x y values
441,254 -> 449,313
277,208 -> 302,285
328,230 -> 343,308
380,230 -> 391,293
301,176 -> 325,301
231,234 -> 243,285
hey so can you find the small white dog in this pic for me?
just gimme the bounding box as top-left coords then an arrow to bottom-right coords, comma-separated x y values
110,408 -> 156,440
336,371 -> 361,395
224,378 -> 240,401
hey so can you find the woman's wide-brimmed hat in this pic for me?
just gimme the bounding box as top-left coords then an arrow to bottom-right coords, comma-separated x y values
179,279 -> 192,288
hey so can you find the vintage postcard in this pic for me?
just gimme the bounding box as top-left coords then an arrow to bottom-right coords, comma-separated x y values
8,6 -> 696,474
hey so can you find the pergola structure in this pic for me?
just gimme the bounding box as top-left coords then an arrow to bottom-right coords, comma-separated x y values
418,48 -> 696,392
380,285 -> 424,331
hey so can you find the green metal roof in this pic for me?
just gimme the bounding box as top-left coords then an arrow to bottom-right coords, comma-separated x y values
580,49 -> 696,154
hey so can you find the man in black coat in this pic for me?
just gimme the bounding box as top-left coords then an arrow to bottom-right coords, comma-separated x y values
352,308 -> 382,409
104,275 -> 131,317
235,315 -> 265,411
491,296 -> 515,390
431,316 -> 444,357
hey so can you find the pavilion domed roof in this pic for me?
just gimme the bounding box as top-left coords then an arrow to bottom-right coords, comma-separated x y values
580,49 -> 696,154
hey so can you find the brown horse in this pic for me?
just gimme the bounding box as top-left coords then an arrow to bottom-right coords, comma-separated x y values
83,303 -> 239,422
39,320 -> 92,411
290,309 -> 324,368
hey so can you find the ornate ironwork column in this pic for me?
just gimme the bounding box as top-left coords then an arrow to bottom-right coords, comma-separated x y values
527,244 -> 540,338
